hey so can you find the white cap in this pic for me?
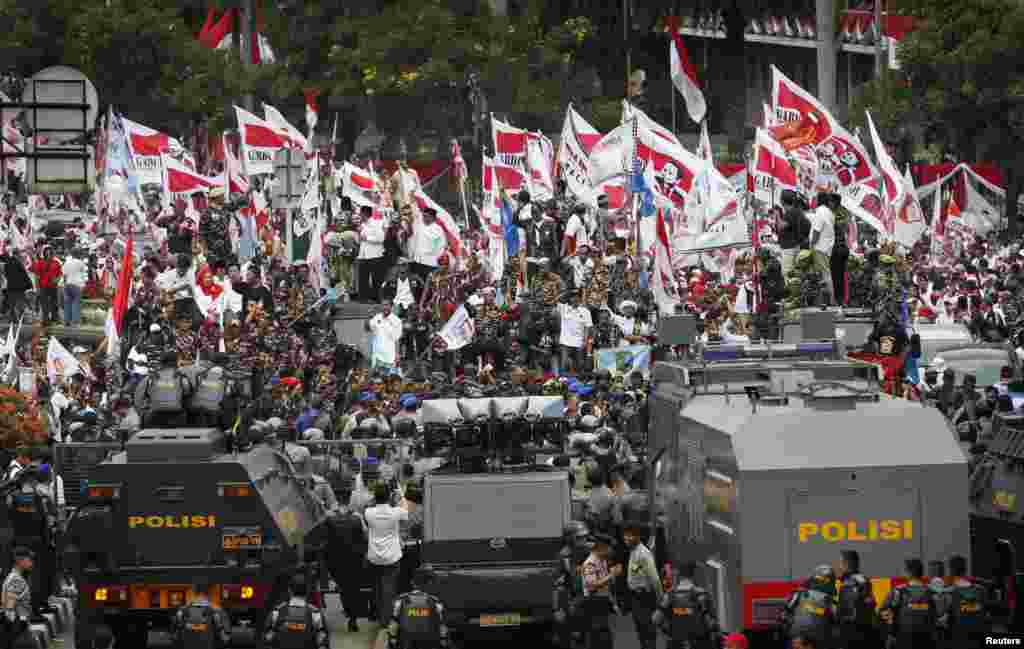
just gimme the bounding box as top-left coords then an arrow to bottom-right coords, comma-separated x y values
149,323 -> 161,333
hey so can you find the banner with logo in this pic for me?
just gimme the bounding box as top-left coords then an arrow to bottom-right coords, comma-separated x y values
438,305 -> 475,351
46,337 -> 82,385
594,344 -> 652,378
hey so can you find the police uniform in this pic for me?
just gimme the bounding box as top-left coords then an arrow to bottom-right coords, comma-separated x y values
137,361 -> 192,428
174,594 -> 231,649
187,361 -> 229,427
879,579 -> 938,649
264,595 -> 330,649
835,572 -> 877,649
6,473 -> 55,614
937,577 -> 990,649
553,525 -> 589,649
387,590 -> 448,649
654,578 -> 717,649
782,571 -> 836,649
2,561 -> 32,649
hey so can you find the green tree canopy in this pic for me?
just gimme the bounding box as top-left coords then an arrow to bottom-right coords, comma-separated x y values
850,0 -> 1024,231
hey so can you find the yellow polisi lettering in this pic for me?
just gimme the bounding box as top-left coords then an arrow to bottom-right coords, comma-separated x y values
128,515 -> 216,529
796,520 -> 914,543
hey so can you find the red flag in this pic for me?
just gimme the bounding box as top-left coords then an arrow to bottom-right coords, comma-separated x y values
112,236 -> 133,336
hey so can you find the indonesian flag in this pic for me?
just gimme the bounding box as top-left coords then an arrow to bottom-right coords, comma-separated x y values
491,116 -> 529,191
623,102 -> 682,149
412,189 -> 463,260
263,103 -> 307,152
558,104 -> 603,205
697,120 -> 712,162
122,118 -> 178,186
223,138 -> 249,196
163,154 -> 219,204
753,127 -> 798,203
303,89 -> 320,134
481,154 -> 506,278
669,29 -> 706,124
235,105 -> 287,176
866,111 -> 905,238
337,162 -> 379,209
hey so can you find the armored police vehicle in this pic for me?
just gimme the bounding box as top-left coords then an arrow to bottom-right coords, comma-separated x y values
417,396 -> 571,634
646,343 -> 971,643
64,428 -> 330,649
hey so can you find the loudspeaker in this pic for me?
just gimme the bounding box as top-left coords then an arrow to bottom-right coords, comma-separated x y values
800,310 -> 836,341
658,315 -> 698,346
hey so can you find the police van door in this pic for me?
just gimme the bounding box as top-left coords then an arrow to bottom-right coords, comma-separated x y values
705,558 -> 730,631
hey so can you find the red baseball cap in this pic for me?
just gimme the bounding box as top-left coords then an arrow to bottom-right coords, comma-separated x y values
724,633 -> 748,649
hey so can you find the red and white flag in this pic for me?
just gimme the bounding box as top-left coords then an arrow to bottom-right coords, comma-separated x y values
263,103 -> 307,152
491,116 -> 529,191
122,118 -> 179,186
235,105 -> 287,176
865,111 -> 905,239
163,154 -> 219,203
669,30 -> 706,124
198,7 -> 232,50
526,132 -> 555,201
303,89 -> 320,136
753,128 -> 798,203
651,207 -> 680,313
896,166 -> 926,248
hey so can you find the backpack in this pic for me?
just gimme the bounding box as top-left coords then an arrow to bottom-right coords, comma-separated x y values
668,587 -> 709,639
897,584 -> 936,633
180,605 -> 217,649
397,592 -> 441,649
837,575 -> 874,625
948,583 -> 988,634
275,603 -> 316,649
790,589 -> 833,635
191,367 -> 226,413
147,369 -> 185,413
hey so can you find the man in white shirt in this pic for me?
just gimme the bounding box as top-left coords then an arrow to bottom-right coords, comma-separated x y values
363,482 -> 410,625
558,290 -> 593,373
809,194 -> 836,305
409,207 -> 447,284
566,243 -> 595,290
356,205 -> 388,302
366,303 -> 403,370
609,300 -> 649,345
561,204 -> 595,258
61,248 -> 88,327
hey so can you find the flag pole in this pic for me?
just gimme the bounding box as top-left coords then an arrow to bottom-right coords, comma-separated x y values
458,176 -> 470,229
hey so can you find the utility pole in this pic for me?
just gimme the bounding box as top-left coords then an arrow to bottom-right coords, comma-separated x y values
875,0 -> 884,78
623,0 -> 631,98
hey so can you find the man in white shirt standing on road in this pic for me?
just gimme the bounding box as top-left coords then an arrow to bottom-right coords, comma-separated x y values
363,481 -> 410,625
62,247 -> 88,327
809,193 -> 836,306
408,207 -> 447,285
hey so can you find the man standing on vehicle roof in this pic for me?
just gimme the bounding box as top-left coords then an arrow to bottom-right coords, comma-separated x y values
879,558 -> 938,649
834,550 -> 877,649
173,578 -> 231,649
623,522 -> 662,649
264,574 -> 330,649
653,560 -> 718,649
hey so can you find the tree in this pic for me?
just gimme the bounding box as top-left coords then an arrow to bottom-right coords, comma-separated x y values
850,0 -> 1024,233
324,0 -> 595,139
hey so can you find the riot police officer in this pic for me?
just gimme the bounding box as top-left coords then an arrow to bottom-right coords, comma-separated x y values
136,351 -> 192,428
653,560 -> 718,649
187,352 -> 229,428
387,587 -> 448,649
5,465 -> 55,616
263,574 -> 330,649
782,565 -> 836,649
553,522 -> 590,649
834,550 -> 877,649
173,578 -> 231,649
939,555 -> 990,649
302,429 -> 339,511
879,559 -> 937,649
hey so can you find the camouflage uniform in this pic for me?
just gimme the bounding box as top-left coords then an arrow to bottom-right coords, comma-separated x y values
174,319 -> 198,366
583,257 -> 610,310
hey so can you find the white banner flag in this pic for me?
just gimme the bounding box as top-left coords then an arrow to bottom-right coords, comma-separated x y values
438,305 -> 475,351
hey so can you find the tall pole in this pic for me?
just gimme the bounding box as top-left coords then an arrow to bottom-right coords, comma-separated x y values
875,0 -> 884,78
242,0 -> 256,112
623,0 -> 631,98
815,0 -> 838,113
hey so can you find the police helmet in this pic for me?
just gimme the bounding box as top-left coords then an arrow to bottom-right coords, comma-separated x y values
579,414 -> 600,432
358,417 -> 379,435
302,428 -> 325,442
266,417 -> 285,432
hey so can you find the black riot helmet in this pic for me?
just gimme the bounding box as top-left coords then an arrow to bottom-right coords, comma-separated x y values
578,414 -> 600,433
290,573 -> 308,597
563,521 -> 590,548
